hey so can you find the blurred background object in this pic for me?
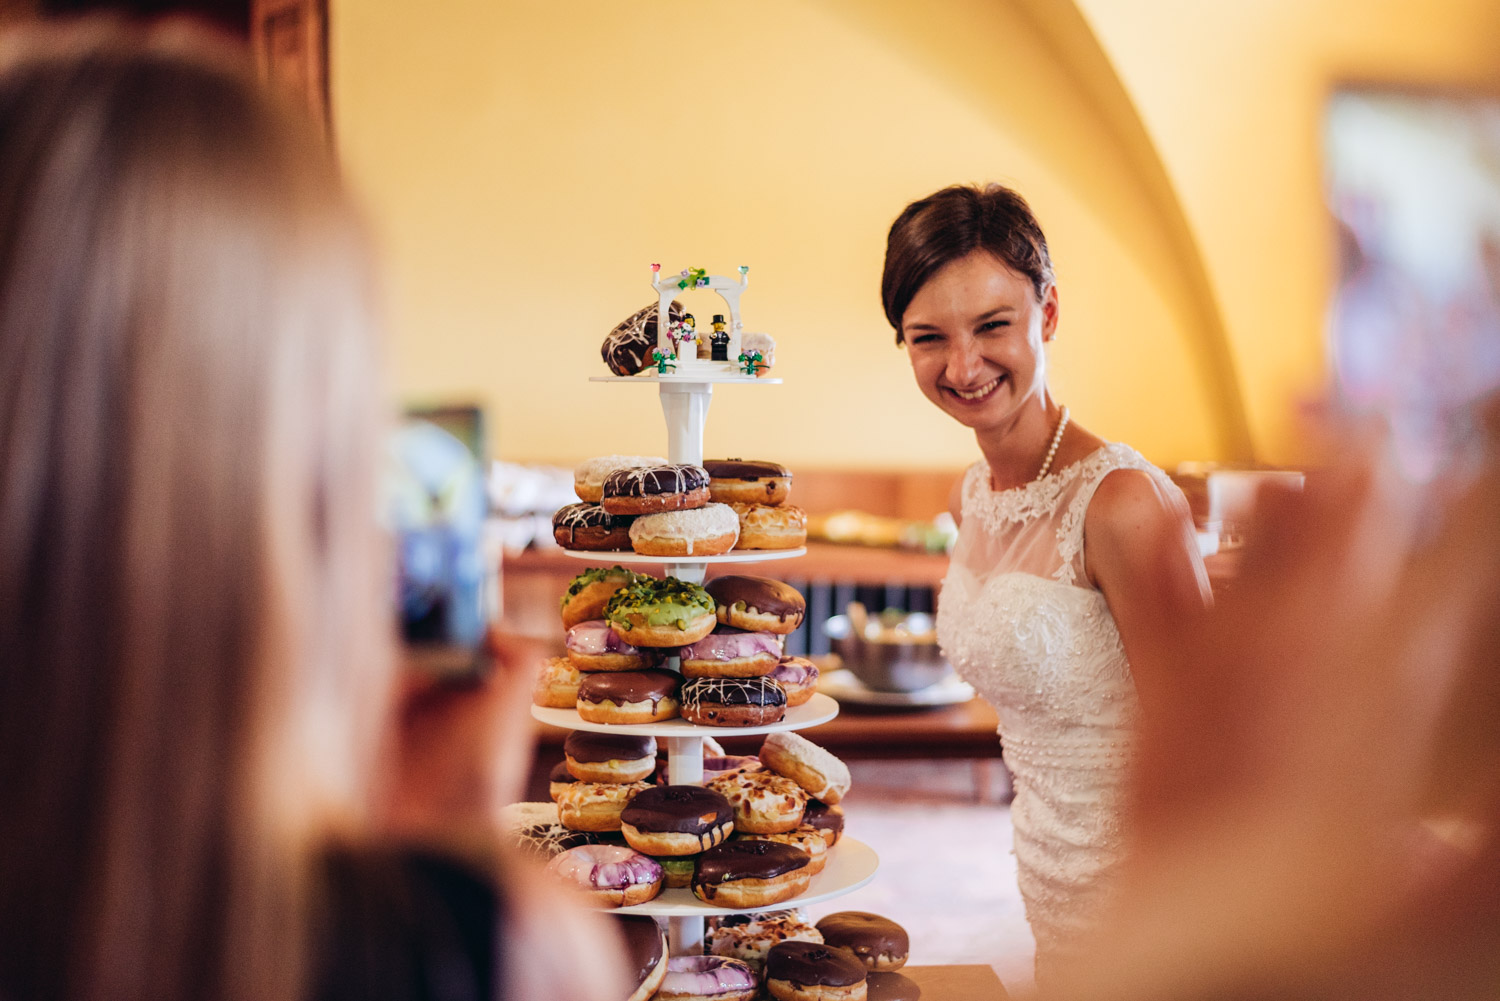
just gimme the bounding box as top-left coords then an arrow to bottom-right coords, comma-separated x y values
1327,86 -> 1500,484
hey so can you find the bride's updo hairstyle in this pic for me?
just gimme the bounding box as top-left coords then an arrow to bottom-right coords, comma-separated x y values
881,183 -> 1055,345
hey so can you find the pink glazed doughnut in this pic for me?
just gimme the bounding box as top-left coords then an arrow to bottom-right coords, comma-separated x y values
679,626 -> 782,678
544,844 -> 663,908
565,619 -> 662,672
655,955 -> 759,1001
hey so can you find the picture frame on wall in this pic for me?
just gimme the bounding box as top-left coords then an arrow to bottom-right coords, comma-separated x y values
250,0 -> 329,138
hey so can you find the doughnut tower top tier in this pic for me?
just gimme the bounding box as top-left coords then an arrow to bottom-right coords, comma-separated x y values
650,263 -> 757,378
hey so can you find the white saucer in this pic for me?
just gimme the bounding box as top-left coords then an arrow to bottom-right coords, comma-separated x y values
817,669 -> 975,708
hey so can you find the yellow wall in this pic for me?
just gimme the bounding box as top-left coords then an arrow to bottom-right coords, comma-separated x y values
1074,0 -> 1500,465
332,0 -> 1498,471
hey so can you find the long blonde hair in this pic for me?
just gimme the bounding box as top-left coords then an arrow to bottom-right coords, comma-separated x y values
0,21 -> 392,1001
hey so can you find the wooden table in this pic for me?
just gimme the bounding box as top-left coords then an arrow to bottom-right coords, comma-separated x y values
903,964 -> 1009,1000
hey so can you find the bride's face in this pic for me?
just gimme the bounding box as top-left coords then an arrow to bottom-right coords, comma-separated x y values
902,250 -> 1058,433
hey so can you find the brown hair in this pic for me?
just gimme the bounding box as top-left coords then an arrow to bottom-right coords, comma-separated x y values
881,183 -> 1055,344
0,21 -> 389,1001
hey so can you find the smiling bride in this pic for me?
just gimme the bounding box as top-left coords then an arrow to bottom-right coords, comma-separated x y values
881,183 -> 1211,983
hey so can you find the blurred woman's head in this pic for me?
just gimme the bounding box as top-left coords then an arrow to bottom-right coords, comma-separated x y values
883,184 -> 1059,434
0,20 -> 389,1001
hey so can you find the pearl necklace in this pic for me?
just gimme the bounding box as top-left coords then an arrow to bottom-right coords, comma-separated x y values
1035,405 -> 1070,480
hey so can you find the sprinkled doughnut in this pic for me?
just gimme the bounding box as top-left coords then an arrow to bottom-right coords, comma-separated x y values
556,779 -> 651,831
681,676 -> 787,728
560,566 -> 646,628
707,767 -> 806,834
707,910 -> 824,975
601,463 -> 711,516
605,577 -> 718,648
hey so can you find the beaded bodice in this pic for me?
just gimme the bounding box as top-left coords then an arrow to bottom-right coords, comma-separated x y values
936,442 -> 1170,966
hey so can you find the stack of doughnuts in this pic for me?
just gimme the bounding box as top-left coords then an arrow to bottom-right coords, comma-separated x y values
704,458 -> 807,550
555,456 -> 667,553
702,575 -> 814,707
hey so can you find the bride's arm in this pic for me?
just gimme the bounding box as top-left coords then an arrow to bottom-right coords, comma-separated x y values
1083,469 -> 1210,717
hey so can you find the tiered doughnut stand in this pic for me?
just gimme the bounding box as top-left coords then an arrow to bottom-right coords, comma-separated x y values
530,271 -> 879,956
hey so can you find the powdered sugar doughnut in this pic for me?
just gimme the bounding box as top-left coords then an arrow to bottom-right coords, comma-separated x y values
759,731 -> 851,804
575,455 -> 666,502
630,503 -> 739,556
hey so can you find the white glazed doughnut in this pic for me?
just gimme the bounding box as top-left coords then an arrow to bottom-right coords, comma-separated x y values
574,455 -> 665,502
760,731 -> 851,805
630,503 -> 739,556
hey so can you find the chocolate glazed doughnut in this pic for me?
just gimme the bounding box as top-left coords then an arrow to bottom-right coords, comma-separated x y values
814,913 -> 910,971
692,840 -> 812,909
764,942 -> 869,1001
601,463 -> 711,515
707,575 -> 806,634
552,502 -> 634,551
577,668 -> 682,724
620,784 -> 735,855
602,300 -> 685,376
615,914 -> 670,1001
704,458 -> 793,505
564,731 -> 657,783
681,676 -> 787,727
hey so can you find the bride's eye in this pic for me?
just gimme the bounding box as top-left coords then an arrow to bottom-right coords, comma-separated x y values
976,320 -> 1010,334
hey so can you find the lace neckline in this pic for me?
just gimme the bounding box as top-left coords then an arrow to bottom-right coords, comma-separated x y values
964,442 -> 1136,527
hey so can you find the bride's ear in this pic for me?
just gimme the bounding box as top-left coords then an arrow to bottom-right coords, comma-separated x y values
1041,285 -> 1060,343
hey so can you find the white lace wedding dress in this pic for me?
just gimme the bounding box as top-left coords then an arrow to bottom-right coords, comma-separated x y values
937,442 -> 1176,976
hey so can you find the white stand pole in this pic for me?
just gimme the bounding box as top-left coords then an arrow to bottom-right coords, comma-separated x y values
659,382 -> 711,467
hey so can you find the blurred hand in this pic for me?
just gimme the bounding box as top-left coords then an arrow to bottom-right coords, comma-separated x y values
1059,403 -> 1500,1001
382,631 -> 547,849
